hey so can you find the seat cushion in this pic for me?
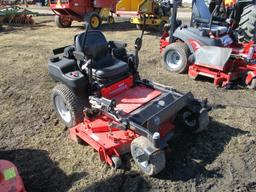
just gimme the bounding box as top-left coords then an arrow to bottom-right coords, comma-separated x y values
202,25 -> 228,35
92,55 -> 129,79
173,27 -> 223,47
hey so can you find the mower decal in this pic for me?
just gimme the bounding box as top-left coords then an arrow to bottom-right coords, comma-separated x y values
3,167 -> 16,180
90,134 -> 100,141
187,39 -> 201,52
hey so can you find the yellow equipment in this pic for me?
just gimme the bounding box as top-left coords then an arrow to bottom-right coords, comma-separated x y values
116,0 -> 170,30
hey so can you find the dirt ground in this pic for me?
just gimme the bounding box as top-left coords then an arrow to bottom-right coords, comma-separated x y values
0,16 -> 256,192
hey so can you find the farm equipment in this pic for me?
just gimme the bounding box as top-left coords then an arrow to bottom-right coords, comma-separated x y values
49,0 -> 119,29
116,0 -> 172,30
160,0 -> 256,89
0,160 -> 26,192
48,24 -> 210,175
200,0 -> 256,42
0,5 -> 37,25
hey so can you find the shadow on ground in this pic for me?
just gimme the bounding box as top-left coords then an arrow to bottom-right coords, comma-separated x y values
78,120 -> 247,192
0,149 -> 87,192
80,171 -> 151,192
0,25 -> 27,34
0,121 -> 247,191
101,21 -> 136,32
156,120 -> 248,181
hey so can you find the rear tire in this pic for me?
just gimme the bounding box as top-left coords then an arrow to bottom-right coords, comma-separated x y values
237,4 -> 256,43
111,156 -> 122,169
85,12 -> 102,30
162,42 -> 190,74
52,84 -> 86,128
55,15 -> 72,28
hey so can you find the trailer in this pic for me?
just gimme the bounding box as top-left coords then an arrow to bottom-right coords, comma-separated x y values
49,0 -> 119,29
116,0 -> 172,30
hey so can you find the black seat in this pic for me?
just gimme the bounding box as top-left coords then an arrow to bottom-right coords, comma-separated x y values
192,0 -> 228,35
174,27 -> 223,46
75,30 -> 129,79
92,55 -> 129,79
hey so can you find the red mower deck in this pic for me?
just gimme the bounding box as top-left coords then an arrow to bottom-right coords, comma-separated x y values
70,116 -> 138,167
188,42 -> 256,87
70,84 -> 162,167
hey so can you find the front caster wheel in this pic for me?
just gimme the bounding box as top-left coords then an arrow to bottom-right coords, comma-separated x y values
131,136 -> 166,176
176,103 -> 210,133
111,156 -> 122,169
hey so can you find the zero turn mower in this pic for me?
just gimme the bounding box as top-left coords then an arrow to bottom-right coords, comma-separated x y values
160,0 -> 256,89
48,25 -> 210,175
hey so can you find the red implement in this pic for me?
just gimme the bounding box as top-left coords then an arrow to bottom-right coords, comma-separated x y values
70,116 -> 138,166
0,160 -> 26,192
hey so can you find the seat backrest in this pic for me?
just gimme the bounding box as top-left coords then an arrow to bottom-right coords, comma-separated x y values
192,0 -> 211,20
75,30 -> 109,61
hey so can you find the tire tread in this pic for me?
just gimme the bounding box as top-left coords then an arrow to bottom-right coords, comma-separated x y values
52,84 -> 85,128
237,4 -> 256,43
